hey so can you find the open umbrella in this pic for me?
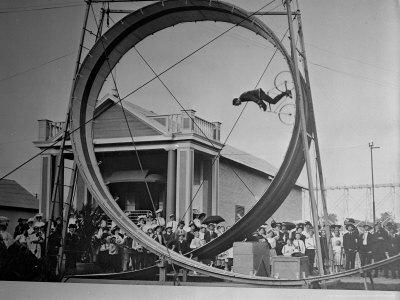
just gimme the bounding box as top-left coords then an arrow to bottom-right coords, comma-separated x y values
202,215 -> 225,225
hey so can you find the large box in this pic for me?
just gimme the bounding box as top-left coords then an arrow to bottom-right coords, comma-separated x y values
270,256 -> 309,279
233,242 -> 270,277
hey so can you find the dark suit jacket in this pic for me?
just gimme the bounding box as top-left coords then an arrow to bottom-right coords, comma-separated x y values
173,240 -> 189,254
343,232 -> 358,251
204,230 -> 218,243
358,232 -> 374,253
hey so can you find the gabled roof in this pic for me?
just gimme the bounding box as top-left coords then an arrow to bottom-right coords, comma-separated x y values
0,179 -> 38,210
221,145 -> 278,177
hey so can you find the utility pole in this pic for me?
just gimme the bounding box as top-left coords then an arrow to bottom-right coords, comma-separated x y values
369,141 -> 380,229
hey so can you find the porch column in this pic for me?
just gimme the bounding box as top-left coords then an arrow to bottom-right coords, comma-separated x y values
75,170 -> 85,211
39,154 -> 55,219
176,147 -> 194,224
166,149 -> 176,219
202,159 -> 213,216
211,156 -> 219,215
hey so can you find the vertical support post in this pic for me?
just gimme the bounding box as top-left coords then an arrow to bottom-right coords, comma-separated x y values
166,148 -> 177,218
284,0 -> 324,276
158,258 -> 167,282
45,0 -> 91,257
57,164 -> 77,275
295,2 -> 333,271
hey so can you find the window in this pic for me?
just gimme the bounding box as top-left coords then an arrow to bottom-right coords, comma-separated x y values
235,205 -> 245,222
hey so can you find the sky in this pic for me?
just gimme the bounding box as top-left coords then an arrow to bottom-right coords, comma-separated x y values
0,0 -> 399,219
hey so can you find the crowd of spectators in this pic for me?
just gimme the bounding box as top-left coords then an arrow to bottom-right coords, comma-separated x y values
1,210 -> 400,280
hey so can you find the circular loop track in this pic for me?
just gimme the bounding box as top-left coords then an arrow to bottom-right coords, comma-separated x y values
70,0 -> 312,285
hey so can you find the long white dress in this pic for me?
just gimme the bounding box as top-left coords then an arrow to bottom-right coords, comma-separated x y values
331,235 -> 343,266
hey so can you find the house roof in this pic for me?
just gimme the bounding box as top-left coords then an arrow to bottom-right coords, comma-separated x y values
0,179 -> 38,210
220,145 -> 278,177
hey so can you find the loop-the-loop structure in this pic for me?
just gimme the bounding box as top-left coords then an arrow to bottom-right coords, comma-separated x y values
69,0 -> 315,285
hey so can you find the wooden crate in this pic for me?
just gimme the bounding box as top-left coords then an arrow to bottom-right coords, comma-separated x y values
233,242 -> 270,277
270,256 -> 309,279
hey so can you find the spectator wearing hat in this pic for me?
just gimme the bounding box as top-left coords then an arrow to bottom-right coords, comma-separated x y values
27,222 -> 44,259
292,232 -> 306,256
282,239 -> 296,257
173,232 -> 189,255
276,224 -> 290,255
343,224 -> 358,270
97,226 -> 111,271
386,225 -> 400,278
163,226 -> 175,249
193,212 -> 206,228
305,229 -> 316,273
204,223 -> 218,243
137,216 -> 146,231
0,218 -> 13,249
291,226 -> 306,242
146,213 -> 157,227
186,222 -> 197,245
358,224 -> 374,270
302,221 -> 313,239
108,226 -> 123,272
319,229 -> 330,272
372,222 -> 389,277
153,225 -> 164,245
331,227 -> 343,273
13,218 -> 28,239
65,223 -> 79,274
166,214 -> 178,232
190,229 -> 205,249
266,230 -> 277,257
155,209 -> 165,227
174,221 -> 187,240
199,224 -> 207,242
27,218 -> 35,235
34,213 -> 44,223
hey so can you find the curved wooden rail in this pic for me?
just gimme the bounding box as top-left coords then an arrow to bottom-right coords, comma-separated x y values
70,0 -> 314,286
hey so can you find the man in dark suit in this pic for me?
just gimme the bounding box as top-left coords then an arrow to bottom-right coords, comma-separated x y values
13,218 -> 28,239
372,222 -> 389,277
358,224 -> 374,276
173,233 -> 189,255
276,223 -> 290,255
343,224 -> 358,270
386,224 -> 400,278
204,223 -> 218,243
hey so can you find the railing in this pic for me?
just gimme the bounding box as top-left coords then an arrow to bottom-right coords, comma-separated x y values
39,110 -> 221,142
38,119 -> 66,141
150,110 -> 221,142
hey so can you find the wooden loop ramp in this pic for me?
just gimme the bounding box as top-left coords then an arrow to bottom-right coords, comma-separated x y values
69,0 -> 314,286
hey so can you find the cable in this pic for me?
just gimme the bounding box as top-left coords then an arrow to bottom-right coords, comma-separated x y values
0,3 -> 83,14
309,61 -> 399,89
0,0 -> 277,184
0,52 -> 75,83
305,42 -> 399,75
